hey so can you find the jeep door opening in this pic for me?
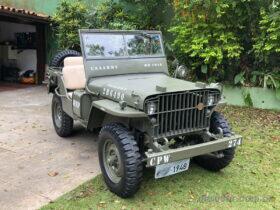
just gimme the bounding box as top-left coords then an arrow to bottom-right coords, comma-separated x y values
48,30 -> 242,198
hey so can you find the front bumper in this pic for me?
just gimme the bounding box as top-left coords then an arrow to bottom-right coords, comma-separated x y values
145,135 -> 242,167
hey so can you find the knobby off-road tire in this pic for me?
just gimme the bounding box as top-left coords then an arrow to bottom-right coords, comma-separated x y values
52,94 -> 73,137
50,50 -> 81,67
194,111 -> 235,172
50,50 -> 79,136
98,123 -> 143,198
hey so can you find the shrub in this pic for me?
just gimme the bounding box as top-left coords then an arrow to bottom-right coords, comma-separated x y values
169,0 -> 280,87
86,1 -> 138,30
52,0 -> 88,51
170,0 -> 243,80
169,0 -> 265,82
52,0 -> 172,50
253,3 -> 280,96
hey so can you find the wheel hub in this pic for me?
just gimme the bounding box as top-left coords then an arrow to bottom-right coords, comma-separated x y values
54,101 -> 62,128
103,140 -> 122,183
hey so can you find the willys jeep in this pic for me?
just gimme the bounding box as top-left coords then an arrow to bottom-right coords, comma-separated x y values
48,30 -> 242,198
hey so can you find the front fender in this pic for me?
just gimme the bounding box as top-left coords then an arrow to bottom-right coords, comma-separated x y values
86,99 -> 147,130
92,99 -> 147,118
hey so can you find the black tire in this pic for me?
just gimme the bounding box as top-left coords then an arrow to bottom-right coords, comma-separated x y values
194,111 -> 235,172
52,94 -> 73,137
98,123 -> 143,198
50,50 -> 81,67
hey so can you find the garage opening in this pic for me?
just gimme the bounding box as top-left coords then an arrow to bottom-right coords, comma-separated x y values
0,5 -> 49,91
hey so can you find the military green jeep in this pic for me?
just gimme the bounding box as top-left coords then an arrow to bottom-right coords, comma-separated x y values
48,30 -> 242,198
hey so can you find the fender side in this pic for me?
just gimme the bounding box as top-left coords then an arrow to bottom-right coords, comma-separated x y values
87,99 -> 147,130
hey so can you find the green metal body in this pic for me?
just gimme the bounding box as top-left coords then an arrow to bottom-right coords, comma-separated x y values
48,30 -> 242,167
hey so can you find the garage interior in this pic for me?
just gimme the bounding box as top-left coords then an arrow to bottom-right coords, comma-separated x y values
0,5 -> 49,91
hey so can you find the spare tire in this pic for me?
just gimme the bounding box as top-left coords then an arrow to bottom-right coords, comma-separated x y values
50,50 -> 81,67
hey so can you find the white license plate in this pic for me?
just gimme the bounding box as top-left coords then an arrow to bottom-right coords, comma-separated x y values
155,159 -> 190,179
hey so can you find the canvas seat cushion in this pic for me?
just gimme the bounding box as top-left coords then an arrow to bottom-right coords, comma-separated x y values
62,57 -> 86,90
64,56 -> 84,66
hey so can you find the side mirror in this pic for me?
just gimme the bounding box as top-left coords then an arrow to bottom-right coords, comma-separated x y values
174,65 -> 188,79
171,59 -> 179,68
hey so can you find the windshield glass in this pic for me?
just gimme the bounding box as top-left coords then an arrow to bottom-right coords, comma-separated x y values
126,34 -> 163,56
82,33 -> 164,59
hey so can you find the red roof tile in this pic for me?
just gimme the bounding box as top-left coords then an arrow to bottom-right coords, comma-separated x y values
0,4 -> 50,21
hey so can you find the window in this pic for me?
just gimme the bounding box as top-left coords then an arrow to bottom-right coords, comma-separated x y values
82,33 -> 164,59
126,34 -> 163,56
83,34 -> 125,58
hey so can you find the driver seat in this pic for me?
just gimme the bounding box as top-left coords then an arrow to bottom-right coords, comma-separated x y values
62,57 -> 86,90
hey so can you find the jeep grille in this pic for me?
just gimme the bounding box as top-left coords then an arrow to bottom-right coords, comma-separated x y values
145,89 -> 221,139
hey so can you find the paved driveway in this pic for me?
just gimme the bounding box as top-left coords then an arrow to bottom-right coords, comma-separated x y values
0,86 -> 100,210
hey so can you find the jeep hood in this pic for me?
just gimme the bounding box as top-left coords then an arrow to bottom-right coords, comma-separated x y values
87,73 -> 220,110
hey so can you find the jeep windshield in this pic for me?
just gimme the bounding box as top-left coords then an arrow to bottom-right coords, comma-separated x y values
82,33 -> 164,59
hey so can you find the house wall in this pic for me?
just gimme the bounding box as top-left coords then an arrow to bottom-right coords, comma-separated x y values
223,86 -> 280,111
0,21 -> 37,72
0,0 -> 59,15
0,0 -> 102,15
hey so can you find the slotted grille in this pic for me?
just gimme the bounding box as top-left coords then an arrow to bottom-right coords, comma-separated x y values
145,89 -> 221,139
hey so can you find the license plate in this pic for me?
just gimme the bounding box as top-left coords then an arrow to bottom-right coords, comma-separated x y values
228,137 -> 242,148
155,159 -> 190,179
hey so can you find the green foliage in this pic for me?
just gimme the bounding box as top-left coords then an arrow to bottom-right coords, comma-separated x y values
254,4 -> 280,61
118,0 -> 172,31
234,71 -> 246,86
86,1 -> 137,30
87,0 -> 172,32
52,0 -> 172,51
169,0 -> 245,82
242,90 -> 253,107
52,0 -> 88,51
253,2 -> 280,96
169,0 -> 280,90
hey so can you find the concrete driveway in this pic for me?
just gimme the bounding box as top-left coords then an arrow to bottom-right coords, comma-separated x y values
0,86 -> 100,210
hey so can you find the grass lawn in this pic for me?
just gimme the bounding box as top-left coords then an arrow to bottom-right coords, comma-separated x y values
42,106 -> 280,210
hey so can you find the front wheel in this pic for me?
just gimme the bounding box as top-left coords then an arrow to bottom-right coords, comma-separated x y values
98,123 -> 143,198
52,95 -> 73,137
194,111 -> 235,171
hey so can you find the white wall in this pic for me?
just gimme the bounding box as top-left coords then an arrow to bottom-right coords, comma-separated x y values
0,21 -> 37,72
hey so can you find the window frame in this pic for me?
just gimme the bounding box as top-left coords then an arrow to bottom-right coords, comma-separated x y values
79,29 -> 166,61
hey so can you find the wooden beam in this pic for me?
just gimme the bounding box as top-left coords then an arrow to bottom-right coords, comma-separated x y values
36,24 -> 46,85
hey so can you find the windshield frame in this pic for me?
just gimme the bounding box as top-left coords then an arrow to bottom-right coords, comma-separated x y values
79,29 -> 166,60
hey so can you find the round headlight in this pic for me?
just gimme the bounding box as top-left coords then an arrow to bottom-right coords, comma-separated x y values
147,102 -> 157,115
175,65 -> 188,79
207,95 -> 215,106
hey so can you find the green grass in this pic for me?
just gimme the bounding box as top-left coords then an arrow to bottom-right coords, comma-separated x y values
42,106 -> 280,210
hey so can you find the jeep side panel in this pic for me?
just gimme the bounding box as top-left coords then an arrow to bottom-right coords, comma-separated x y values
86,99 -> 149,132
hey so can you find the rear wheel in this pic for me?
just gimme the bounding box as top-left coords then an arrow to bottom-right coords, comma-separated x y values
194,111 -> 235,171
52,95 -> 73,137
98,123 -> 143,198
